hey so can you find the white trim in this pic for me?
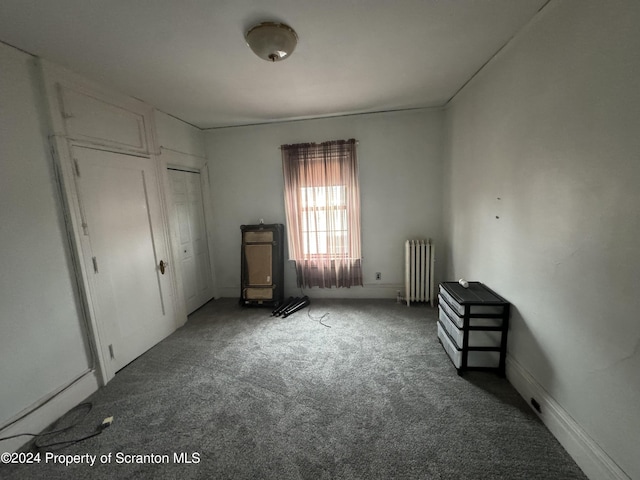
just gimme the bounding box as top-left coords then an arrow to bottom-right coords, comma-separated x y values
49,137 -> 111,385
200,163 -> 219,300
146,112 -> 184,331
160,145 -> 207,160
0,371 -> 99,453
506,356 -> 631,480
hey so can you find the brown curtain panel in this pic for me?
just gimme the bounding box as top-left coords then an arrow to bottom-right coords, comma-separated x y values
281,139 -> 363,288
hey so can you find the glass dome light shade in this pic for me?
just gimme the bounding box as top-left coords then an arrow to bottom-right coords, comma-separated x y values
245,22 -> 298,62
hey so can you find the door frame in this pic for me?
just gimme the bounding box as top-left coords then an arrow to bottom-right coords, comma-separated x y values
162,147 -> 217,321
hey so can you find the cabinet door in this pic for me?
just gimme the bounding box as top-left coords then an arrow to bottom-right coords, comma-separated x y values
245,244 -> 273,286
41,61 -> 152,155
59,86 -> 149,152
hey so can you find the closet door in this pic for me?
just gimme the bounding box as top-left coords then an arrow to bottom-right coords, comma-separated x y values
73,146 -> 175,373
168,169 -> 214,313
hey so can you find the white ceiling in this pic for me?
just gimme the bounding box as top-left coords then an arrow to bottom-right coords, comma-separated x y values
0,0 -> 548,129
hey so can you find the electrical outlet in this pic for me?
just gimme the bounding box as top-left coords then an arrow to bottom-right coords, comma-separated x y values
530,398 -> 542,414
375,272 -> 381,280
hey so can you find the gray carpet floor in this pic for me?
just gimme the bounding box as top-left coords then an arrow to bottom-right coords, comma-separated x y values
2,298 -> 587,479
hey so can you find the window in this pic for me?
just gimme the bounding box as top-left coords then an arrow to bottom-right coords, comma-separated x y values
281,139 -> 363,288
300,185 -> 347,256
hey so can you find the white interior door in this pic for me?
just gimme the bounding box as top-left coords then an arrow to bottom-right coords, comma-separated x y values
73,146 -> 175,374
168,168 -> 214,313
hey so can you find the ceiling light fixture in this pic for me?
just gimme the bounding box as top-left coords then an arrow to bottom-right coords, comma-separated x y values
245,22 -> 298,62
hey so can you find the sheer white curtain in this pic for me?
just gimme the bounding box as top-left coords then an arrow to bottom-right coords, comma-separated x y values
281,139 -> 363,288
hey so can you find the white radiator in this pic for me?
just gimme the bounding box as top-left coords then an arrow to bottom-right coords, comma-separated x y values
405,239 -> 435,307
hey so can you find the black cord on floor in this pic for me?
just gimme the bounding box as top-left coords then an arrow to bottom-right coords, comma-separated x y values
309,308 -> 331,328
35,429 -> 104,451
0,402 -> 109,452
300,287 -> 331,328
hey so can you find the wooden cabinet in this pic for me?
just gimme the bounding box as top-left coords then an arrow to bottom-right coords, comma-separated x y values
437,282 -> 510,376
240,224 -> 284,307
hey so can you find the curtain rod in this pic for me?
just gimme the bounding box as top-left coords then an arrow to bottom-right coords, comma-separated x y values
278,140 -> 359,150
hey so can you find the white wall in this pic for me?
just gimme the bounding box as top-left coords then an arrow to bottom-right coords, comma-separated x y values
443,1 -> 640,478
0,43 -> 96,449
155,110 -> 206,158
205,109 -> 443,298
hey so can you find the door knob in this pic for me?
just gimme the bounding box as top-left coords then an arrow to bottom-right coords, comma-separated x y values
159,260 -> 168,275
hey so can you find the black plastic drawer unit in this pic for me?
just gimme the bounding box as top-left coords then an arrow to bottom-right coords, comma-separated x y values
437,282 -> 510,376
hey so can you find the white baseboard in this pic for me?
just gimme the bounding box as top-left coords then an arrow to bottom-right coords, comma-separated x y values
0,370 -> 100,452
506,356 -> 630,480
